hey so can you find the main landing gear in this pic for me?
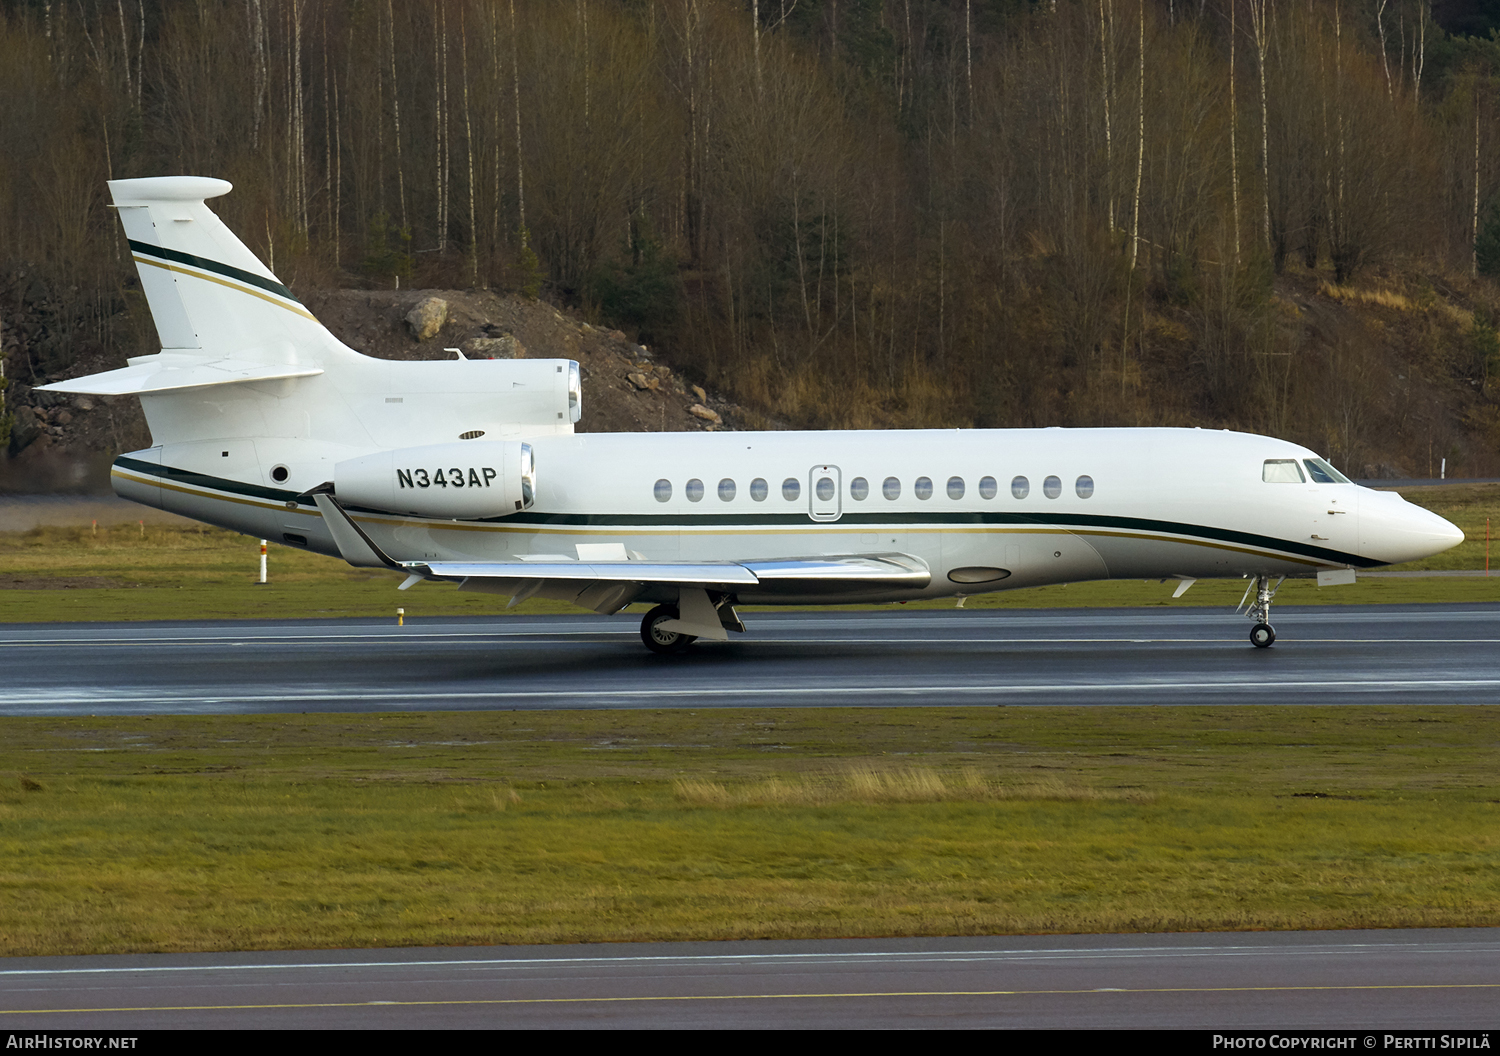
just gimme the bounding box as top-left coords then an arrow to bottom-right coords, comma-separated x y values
640,604 -> 696,654
639,593 -> 745,654
1241,574 -> 1284,649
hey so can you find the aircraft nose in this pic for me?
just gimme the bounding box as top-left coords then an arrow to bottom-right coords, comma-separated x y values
1360,490 -> 1464,565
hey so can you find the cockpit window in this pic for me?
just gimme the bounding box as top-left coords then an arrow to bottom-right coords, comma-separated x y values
1263,459 -> 1306,483
1304,458 -> 1351,484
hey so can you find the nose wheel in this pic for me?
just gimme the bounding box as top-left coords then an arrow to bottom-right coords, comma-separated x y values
1240,574 -> 1284,649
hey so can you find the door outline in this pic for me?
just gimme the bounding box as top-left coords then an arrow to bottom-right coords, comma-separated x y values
808,465 -> 842,522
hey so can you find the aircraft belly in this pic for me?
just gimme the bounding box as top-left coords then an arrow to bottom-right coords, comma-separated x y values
965,530 -> 1109,589
1083,533 -> 1243,578
147,485 -> 340,558
1082,531 -> 1316,578
111,449 -> 163,509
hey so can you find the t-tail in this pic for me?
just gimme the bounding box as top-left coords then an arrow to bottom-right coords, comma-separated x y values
38,177 -> 579,523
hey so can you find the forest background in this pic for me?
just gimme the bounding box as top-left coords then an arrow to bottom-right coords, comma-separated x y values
4,0 -> 1500,478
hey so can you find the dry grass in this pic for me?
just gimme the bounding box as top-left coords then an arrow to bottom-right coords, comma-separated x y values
729,355 -> 970,431
1319,281 -> 1419,312
1319,278 -> 1482,329
673,766 -> 1151,807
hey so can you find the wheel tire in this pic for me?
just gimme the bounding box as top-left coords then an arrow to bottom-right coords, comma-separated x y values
1250,623 -> 1276,648
641,604 -> 696,654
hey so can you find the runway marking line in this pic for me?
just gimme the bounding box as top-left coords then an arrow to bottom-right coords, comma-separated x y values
8,940 -> 1495,977
5,636 -> 1500,647
7,982 -> 1500,1015
7,678 -> 1500,709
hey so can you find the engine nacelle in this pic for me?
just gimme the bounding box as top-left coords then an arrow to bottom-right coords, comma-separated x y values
334,441 -> 535,518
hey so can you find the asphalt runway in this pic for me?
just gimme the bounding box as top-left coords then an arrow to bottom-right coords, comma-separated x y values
0,605 -> 1498,714
3,930 -> 1497,1028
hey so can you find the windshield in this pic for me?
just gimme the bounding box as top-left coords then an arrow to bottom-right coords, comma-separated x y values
1303,457 -> 1352,484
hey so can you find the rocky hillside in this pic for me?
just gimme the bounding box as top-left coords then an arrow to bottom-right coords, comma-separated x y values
1,289 -> 743,493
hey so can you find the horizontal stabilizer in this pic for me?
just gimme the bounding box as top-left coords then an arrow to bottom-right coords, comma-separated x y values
37,354 -> 322,396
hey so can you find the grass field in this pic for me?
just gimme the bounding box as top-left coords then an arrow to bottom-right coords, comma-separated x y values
1,706 -> 1497,956
1,484 -> 1497,622
1,487 -> 1495,958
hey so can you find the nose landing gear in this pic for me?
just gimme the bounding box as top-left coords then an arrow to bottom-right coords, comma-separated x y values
1240,575 -> 1284,648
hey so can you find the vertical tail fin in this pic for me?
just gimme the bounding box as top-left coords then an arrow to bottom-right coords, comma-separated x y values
109,176 -> 347,364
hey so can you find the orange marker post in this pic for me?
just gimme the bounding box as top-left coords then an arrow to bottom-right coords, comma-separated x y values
258,539 -> 267,584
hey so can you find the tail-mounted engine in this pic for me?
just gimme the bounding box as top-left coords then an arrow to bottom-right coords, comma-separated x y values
334,440 -> 535,519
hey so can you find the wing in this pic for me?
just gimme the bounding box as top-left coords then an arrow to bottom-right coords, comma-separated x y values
312,494 -> 930,634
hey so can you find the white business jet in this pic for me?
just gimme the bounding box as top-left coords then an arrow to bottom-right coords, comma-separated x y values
40,177 -> 1464,652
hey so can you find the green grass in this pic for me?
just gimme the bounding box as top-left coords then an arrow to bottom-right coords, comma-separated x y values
1,706 -> 1497,956
1,481 -> 1498,622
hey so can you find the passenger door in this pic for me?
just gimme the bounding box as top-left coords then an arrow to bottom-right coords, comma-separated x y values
808,465 -> 842,522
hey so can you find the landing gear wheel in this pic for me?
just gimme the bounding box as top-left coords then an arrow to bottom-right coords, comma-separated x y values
1250,623 -> 1276,649
640,604 -> 697,655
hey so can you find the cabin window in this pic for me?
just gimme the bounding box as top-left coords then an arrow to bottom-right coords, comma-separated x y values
947,476 -> 965,499
1076,475 -> 1095,499
914,476 -> 934,500
653,478 -> 672,502
1043,475 -> 1062,499
979,476 -> 997,499
850,476 -> 870,500
1011,475 -> 1029,499
750,477 -> 769,501
782,477 -> 801,500
686,478 -> 705,502
1263,459 -> 1305,483
816,476 -> 835,501
1304,458 -> 1351,484
718,478 -> 736,501
883,476 -> 901,500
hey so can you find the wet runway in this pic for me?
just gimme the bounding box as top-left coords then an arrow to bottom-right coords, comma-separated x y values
1,604 -> 1498,714
3,930 -> 1497,1029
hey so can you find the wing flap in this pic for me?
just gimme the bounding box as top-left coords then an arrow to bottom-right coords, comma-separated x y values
420,560 -> 760,585
742,554 -> 931,586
